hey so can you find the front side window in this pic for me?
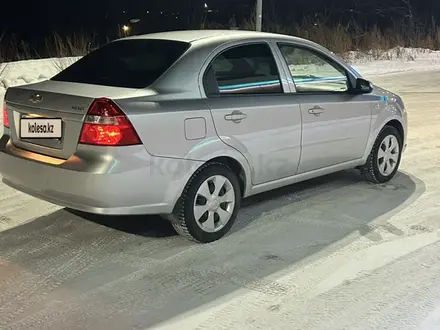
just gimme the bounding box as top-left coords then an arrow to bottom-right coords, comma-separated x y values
278,44 -> 348,93
204,43 -> 283,96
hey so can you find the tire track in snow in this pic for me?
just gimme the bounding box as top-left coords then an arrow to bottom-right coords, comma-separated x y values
0,229 -> 126,327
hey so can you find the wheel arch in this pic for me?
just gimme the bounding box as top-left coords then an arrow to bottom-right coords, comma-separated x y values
167,151 -> 252,216
360,122 -> 403,183
363,116 -> 406,162
205,156 -> 247,197
385,119 -> 404,143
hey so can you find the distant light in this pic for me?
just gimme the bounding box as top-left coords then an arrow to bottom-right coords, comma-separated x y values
204,3 -> 208,8
122,25 -> 130,32
130,18 -> 140,23
146,10 -> 150,14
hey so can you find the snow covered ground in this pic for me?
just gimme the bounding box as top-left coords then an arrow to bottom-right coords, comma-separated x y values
1,49 -> 440,329
351,48 -> 440,76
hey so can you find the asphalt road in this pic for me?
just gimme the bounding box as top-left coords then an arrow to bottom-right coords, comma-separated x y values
1,70 -> 440,330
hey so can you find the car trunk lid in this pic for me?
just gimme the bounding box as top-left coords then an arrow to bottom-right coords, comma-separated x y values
5,80 -> 153,159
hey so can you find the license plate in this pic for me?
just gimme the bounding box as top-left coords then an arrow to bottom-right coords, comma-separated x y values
20,118 -> 62,139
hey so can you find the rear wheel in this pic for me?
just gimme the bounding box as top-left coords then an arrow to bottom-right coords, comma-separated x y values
170,162 -> 241,243
361,125 -> 402,183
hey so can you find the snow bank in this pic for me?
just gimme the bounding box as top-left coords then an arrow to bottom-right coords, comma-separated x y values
0,57 -> 79,91
0,57 -> 79,128
287,48 -> 440,78
350,48 -> 440,76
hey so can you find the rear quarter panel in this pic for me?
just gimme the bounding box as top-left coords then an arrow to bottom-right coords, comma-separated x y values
114,96 -> 254,196
115,97 -> 214,158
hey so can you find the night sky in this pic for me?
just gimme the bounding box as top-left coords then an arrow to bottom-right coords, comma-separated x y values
2,0 -> 253,41
2,0 -> 440,43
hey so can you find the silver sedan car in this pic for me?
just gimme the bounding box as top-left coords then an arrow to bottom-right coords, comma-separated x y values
0,30 -> 407,243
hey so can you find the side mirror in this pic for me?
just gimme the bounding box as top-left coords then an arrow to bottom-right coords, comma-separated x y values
354,78 -> 373,94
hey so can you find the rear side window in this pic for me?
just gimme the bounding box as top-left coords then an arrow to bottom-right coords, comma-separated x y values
204,43 -> 283,96
52,39 -> 190,88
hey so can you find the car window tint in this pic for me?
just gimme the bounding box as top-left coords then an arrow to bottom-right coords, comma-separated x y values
205,43 -> 283,96
51,39 -> 190,88
278,44 -> 348,93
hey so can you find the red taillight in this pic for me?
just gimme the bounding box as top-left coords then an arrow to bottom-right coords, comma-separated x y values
3,103 -> 9,128
79,98 -> 141,146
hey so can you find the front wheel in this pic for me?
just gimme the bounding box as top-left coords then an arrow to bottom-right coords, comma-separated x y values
361,125 -> 403,183
170,162 -> 241,243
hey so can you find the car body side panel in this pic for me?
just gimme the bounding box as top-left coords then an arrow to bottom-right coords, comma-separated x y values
114,97 -> 219,159
114,96 -> 255,197
195,39 -> 302,186
267,38 -> 406,172
179,138 -> 254,197
206,96 -> 302,185
295,93 -> 373,174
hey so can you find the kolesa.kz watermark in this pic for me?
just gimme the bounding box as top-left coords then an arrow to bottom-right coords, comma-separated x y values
27,122 -> 55,134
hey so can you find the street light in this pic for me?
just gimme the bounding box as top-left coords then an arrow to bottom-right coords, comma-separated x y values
121,25 -> 130,37
256,0 -> 262,31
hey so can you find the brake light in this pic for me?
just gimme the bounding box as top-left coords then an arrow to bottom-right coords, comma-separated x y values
3,103 -> 9,128
79,98 -> 141,146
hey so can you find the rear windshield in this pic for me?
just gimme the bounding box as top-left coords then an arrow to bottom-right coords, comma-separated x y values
51,39 -> 190,88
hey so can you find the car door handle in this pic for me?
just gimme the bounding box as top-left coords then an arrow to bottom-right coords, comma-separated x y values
308,106 -> 325,116
224,110 -> 247,123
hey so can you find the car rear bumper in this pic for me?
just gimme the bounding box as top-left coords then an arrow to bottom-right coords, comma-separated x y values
0,135 -> 203,215
2,178 -> 171,215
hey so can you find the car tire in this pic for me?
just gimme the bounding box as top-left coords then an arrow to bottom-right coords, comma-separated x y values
170,162 -> 241,243
361,125 -> 403,184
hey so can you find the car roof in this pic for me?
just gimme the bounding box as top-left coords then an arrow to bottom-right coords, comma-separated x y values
124,29 -> 305,44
